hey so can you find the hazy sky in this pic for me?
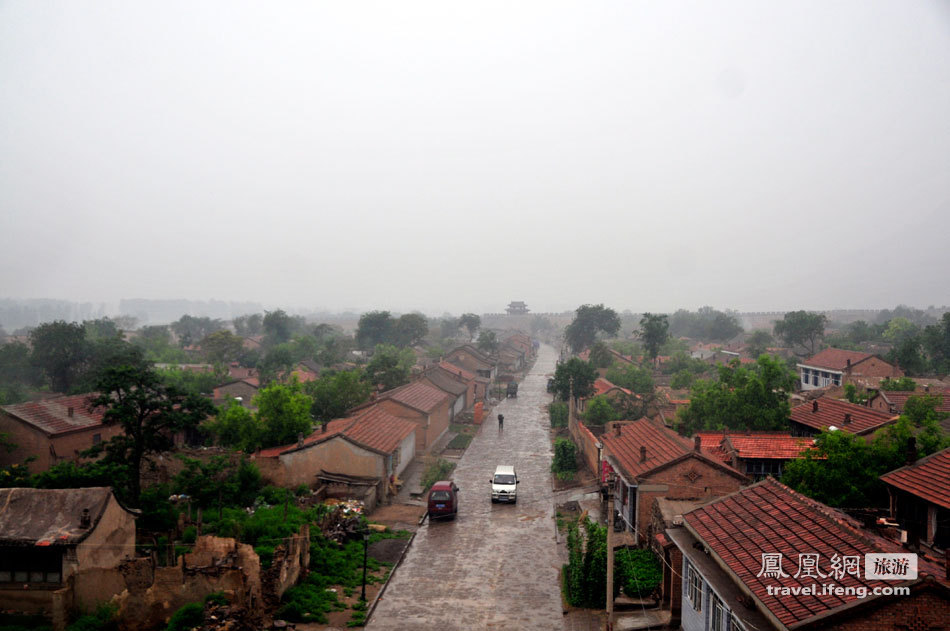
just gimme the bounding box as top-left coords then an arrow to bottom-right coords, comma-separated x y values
1,1 -> 948,316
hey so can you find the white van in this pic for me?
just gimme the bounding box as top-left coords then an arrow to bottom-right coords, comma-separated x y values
490,465 -> 519,503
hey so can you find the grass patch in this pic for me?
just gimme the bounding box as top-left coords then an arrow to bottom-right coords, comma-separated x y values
449,423 -> 476,435
420,458 -> 455,492
446,433 -> 473,449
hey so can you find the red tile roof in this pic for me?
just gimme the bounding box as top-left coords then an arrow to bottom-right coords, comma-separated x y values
724,433 -> 819,460
801,348 -> 872,371
438,361 -> 476,383
684,478 -> 949,627
601,418 -> 731,479
876,390 -> 950,414
880,446 -> 950,510
1,394 -> 105,436
694,432 -> 731,463
592,378 -> 633,397
379,381 -> 449,413
790,398 -> 897,435
256,417 -> 353,457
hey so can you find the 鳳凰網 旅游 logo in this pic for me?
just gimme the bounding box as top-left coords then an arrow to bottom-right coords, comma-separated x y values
864,553 -> 917,580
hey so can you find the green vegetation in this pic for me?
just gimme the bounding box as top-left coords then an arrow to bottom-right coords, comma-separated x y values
304,369 -> 372,424
551,358 -> 597,402
582,396 -> 617,426
774,311 -> 828,357
563,519 -> 607,608
549,401 -> 569,428
615,548 -> 663,598
446,433 -> 473,449
668,307 -> 742,342
364,344 -> 414,390
165,603 -> 203,631
476,330 -> 499,353
67,603 -> 117,631
879,376 -> 918,391
551,438 -> 578,478
604,363 -> 654,394
420,458 -> 455,492
565,304 -> 621,354
638,313 -> 669,365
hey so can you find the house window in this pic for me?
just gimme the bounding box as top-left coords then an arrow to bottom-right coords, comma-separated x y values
92,433 -> 102,445
832,374 -> 841,386
687,563 -> 703,611
730,618 -> 745,631
711,593 -> 726,631
801,368 -> 809,384
0,547 -> 62,585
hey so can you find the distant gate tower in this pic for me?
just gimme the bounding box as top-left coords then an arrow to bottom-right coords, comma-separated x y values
506,301 -> 529,315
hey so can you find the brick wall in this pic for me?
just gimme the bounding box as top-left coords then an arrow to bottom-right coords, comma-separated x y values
0,414 -> 125,473
567,419 -> 600,476
805,584 -> 950,630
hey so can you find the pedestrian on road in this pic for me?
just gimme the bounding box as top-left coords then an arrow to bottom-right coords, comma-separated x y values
497,413 -> 504,426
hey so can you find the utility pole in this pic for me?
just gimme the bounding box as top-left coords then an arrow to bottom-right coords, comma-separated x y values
606,471 -> 615,631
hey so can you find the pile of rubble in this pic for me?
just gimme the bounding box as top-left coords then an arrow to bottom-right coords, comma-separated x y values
317,500 -> 364,543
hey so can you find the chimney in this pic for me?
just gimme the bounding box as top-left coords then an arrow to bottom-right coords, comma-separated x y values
640,446 -> 647,462
79,508 -> 91,529
694,435 -> 701,452
67,407 -> 74,418
906,436 -> 917,465
322,422 -> 328,433
925,385 -> 930,393
843,413 -> 852,425
812,400 -> 819,413
846,358 -> 851,368
297,432 -> 305,446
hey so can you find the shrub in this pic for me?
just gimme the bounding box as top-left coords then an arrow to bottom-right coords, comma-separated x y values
278,576 -> 338,623
548,402 -> 568,428
615,548 -> 662,597
295,484 -> 311,496
582,396 -> 616,426
204,592 -> 229,607
551,438 -> 577,475
420,459 -> 455,492
181,526 -> 197,544
165,603 -> 203,631
66,604 -> 117,631
446,433 -> 472,449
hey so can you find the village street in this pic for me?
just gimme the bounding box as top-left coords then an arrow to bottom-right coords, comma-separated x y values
367,344 -> 565,631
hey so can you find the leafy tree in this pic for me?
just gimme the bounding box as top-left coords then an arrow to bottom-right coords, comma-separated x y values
476,330 -> 499,353
312,323 -> 335,340
883,317 -> 920,345
30,320 -> 88,392
257,344 -> 295,385
902,394 -> 948,427
171,315 -> 223,348
173,455 -> 262,509
363,344 -> 414,391
551,437 -> 578,474
588,342 -> 614,369
317,335 -> 353,366
604,363 -> 654,394
201,330 -> 245,364
0,341 -> 41,403
253,380 -> 313,449
668,307 -> 742,341
304,370 -> 372,424
439,318 -> 460,339
458,313 -> 481,339
356,311 -> 394,350
888,335 -> 927,376
83,317 -> 120,341
263,309 -> 296,346
922,313 -> 950,375
206,401 -> 262,451
392,313 -> 428,348
677,355 -> 796,434
565,304 -> 621,353
843,383 -> 868,404
846,320 -> 875,344
880,376 -> 917,391
773,311 -> 827,357
746,329 -> 774,359
89,354 -> 215,506
615,549 -> 663,598
670,369 -> 694,390
552,358 -> 597,402
582,396 -> 617,425
638,313 -> 669,365
233,313 -> 264,336
548,402 -> 569,428
782,430 -> 884,507
660,350 -> 707,376
132,325 -> 186,362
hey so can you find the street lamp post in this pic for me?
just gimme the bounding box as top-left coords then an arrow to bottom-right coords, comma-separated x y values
360,526 -> 370,602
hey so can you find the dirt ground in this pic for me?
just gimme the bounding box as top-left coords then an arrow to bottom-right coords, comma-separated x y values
369,503 -> 426,530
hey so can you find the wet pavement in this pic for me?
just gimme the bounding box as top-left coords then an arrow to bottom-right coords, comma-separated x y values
368,344 -> 565,631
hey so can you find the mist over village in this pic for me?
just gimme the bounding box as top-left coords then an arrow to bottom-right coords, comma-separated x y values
1,2 -> 949,631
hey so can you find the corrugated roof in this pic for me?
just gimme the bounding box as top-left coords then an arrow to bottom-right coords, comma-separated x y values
1,394 -> 104,436
684,478 -> 948,627
0,487 -> 121,546
380,381 -> 449,413
880,446 -> 950,510
790,398 -> 897,435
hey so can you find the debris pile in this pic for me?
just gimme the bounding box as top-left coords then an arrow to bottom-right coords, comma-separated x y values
316,501 -> 364,543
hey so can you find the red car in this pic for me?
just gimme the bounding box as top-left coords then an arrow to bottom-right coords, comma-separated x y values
427,481 -> 460,519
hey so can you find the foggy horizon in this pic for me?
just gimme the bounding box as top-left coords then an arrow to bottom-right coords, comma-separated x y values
2,1 -> 949,316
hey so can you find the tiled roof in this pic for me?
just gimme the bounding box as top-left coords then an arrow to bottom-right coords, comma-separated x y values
256,417 -> 354,458
0,487 -> 130,545
1,394 -> 105,436
684,478 -> 948,627
438,361 -> 476,382
422,369 -> 468,397
876,390 -> 950,414
592,378 -> 632,397
380,381 -> 449,413
601,418 -> 700,479
880,446 -> 950,509
724,433 -> 819,460
790,398 -> 897,435
694,432 -> 731,463
801,348 -> 873,371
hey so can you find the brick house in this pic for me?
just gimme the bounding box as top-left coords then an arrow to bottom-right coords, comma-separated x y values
356,381 -> 452,455
693,431 -> 819,480
212,378 -> 260,409
0,394 -> 124,474
668,478 -> 950,631
437,361 -> 482,404
0,487 -> 137,620
600,418 -> 748,543
789,398 -> 898,438
419,367 -> 469,421
881,446 -> 950,550
252,405 -> 416,506
444,345 -> 496,383
797,348 -> 903,391
867,388 -> 950,415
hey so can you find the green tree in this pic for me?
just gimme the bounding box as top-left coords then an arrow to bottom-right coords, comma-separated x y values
565,304 -> 621,353
133,325 -> 185,362
263,309 -> 295,346
233,313 -> 264,336
746,329 -> 774,359
677,355 -> 796,434
922,313 -> 950,375
173,455 -> 262,509
392,313 -> 428,348
551,437 -> 578,474
253,380 -> 313,449
83,317 -> 120,341
439,318 -> 460,339
888,335 -> 927,376
257,344 -> 295,385
89,353 -> 215,506
638,313 -> 669,365
363,344 -> 414,391
30,320 -> 88,392
476,330 -> 499,353
458,313 -> 481,339
582,396 -> 617,425
0,341 -> 41,404
552,358 -> 597,402
883,317 -> 920,345
206,401 -> 262,451
670,369 -> 694,390
201,330 -> 245,364
604,363 -> 654,394
782,430 -> 884,507
304,370 -> 372,424
773,311 -> 827,357
171,315 -> 223,348
588,341 -> 614,369
356,311 -> 394,350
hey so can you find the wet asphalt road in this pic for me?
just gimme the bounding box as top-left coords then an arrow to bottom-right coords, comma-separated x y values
367,344 -> 563,631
